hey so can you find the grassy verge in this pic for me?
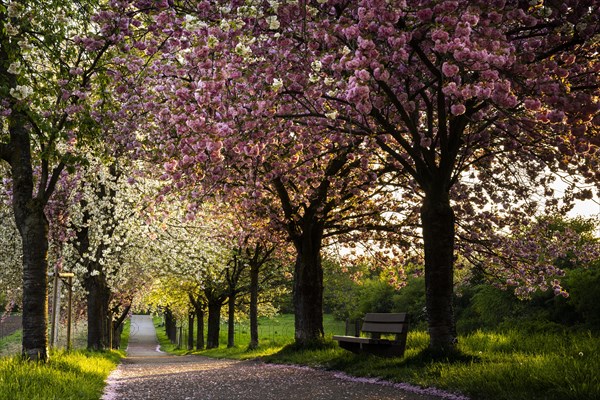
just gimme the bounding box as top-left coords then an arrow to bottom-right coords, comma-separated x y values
154,314 -> 599,400
0,349 -> 122,400
265,330 -> 599,400
0,317 -> 131,400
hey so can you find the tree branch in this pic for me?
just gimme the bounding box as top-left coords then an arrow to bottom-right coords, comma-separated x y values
42,160 -> 66,204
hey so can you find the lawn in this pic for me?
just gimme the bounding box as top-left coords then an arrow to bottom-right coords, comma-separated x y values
154,314 -> 599,400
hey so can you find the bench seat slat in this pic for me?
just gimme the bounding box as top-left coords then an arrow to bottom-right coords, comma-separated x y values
363,313 -> 408,323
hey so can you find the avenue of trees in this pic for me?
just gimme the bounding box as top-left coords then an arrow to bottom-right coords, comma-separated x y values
1,0 -> 599,360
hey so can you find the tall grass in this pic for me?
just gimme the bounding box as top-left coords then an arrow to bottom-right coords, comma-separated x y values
0,350 -> 121,400
155,314 -> 599,400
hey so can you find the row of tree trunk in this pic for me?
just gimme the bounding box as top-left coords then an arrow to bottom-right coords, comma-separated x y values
163,274 -> 261,350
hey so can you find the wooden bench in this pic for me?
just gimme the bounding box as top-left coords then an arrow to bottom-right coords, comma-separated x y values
333,313 -> 409,357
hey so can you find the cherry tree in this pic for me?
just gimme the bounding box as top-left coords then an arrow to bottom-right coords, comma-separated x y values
63,155 -> 154,350
140,200 -> 237,348
94,1 -> 408,346
0,0 -> 126,360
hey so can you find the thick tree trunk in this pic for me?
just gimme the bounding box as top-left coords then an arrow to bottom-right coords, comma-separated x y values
195,308 -> 204,350
9,111 -> 49,361
227,293 -> 236,348
248,263 -> 260,350
292,225 -> 324,346
20,208 -> 50,361
206,300 -> 222,349
421,192 -> 457,353
187,313 -> 194,350
84,272 -> 111,350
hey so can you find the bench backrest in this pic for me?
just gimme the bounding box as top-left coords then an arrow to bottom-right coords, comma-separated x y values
361,313 -> 409,340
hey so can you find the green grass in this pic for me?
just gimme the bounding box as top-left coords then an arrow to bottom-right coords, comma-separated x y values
153,314 -> 345,359
0,317 -> 131,400
0,330 -> 22,356
119,317 -> 131,351
154,314 -> 599,400
0,349 -> 122,400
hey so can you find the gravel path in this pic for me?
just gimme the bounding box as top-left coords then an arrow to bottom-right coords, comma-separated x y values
102,315 -> 463,400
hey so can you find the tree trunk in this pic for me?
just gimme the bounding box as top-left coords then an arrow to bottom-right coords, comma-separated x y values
421,192 -> 457,353
292,224 -> 324,346
164,308 -> 177,343
248,263 -> 260,350
20,207 -> 50,361
195,307 -> 204,350
111,304 -> 130,349
227,293 -> 236,348
206,300 -> 222,349
84,271 -> 111,350
9,111 -> 49,361
188,313 -> 194,350
112,322 -> 124,349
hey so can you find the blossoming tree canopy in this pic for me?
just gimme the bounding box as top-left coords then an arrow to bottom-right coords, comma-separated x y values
274,0 -> 599,351
90,0 -> 600,352
92,0 -> 412,345
170,0 -> 597,350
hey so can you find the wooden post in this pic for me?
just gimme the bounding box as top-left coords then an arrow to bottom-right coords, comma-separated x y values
66,276 -> 73,350
49,268 -> 60,348
109,318 -> 113,349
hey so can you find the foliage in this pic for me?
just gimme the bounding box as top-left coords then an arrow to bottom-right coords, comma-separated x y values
0,349 -> 122,400
455,265 -> 600,334
323,259 -> 427,325
565,264 -> 600,330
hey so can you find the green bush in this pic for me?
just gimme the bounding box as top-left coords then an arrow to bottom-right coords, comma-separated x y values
356,279 -> 398,315
323,257 -> 427,327
566,267 -> 600,330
